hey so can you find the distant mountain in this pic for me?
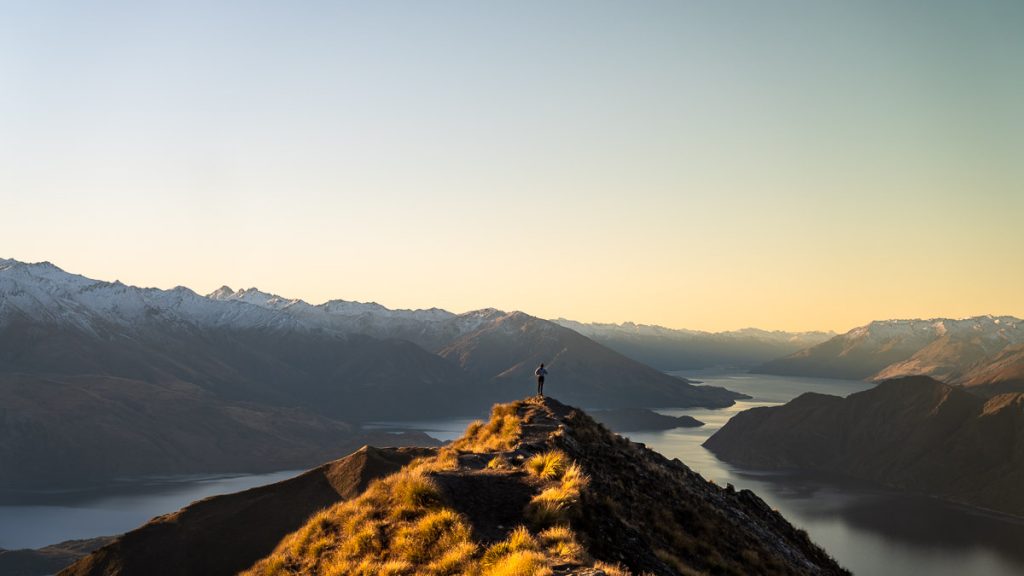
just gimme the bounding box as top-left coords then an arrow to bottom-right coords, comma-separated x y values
754,316 -> 1024,392
0,259 -> 744,488
704,376 -> 1024,516
0,538 -> 113,576
555,319 -> 833,371
66,397 -> 849,576
209,286 -> 746,409
438,312 -> 744,408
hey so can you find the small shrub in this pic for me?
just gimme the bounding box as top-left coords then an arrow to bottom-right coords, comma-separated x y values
525,451 -> 568,480
392,509 -> 473,564
525,497 -> 570,527
483,526 -> 540,565
559,463 -> 589,492
481,550 -> 552,576
454,403 -> 523,452
538,525 -> 585,562
389,471 -> 442,519
425,541 -> 477,575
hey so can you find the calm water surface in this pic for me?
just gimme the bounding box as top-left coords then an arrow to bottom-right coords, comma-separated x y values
0,470 -> 301,550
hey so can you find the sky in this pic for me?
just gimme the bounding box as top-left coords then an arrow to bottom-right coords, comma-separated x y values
1,1 -> 1022,332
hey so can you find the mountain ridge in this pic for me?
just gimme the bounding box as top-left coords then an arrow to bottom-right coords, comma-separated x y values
754,316 -> 1024,392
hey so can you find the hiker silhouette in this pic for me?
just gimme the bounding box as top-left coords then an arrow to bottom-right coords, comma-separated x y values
535,363 -> 548,396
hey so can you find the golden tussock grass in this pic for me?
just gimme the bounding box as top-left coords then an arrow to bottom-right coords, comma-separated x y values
241,404 -> 625,576
453,402 -> 523,453
524,452 -> 590,528
525,451 -> 568,480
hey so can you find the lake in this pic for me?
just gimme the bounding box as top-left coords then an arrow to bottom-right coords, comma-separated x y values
0,470 -> 301,551
3,372 -> 1023,576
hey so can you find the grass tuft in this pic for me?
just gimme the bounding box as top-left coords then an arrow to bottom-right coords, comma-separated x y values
525,451 -> 568,480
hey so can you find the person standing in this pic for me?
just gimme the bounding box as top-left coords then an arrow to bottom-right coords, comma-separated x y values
535,363 -> 548,396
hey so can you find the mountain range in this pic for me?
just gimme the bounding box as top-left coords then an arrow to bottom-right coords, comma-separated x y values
754,316 -> 1024,393
0,258 -> 743,489
704,376 -> 1024,517
555,319 -> 833,371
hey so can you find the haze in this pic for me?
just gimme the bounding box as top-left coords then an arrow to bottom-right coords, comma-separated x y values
2,0 -> 1021,332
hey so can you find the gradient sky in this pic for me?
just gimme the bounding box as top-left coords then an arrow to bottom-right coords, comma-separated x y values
1,1 -> 1022,332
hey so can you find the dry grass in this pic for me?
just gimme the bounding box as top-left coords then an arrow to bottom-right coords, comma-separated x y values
241,402 -> 629,576
487,455 -> 513,470
525,451 -> 568,480
539,525 -> 585,562
480,550 -> 553,576
453,402 -> 523,453
524,453 -> 589,528
414,446 -> 460,472
242,468 -> 469,576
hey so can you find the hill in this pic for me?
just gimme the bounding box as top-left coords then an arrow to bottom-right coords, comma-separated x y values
58,446 -> 433,576
556,319 -> 833,371
754,316 -> 1024,392
438,312 -> 744,408
0,538 -> 112,576
704,376 -> 1024,516
63,397 -> 846,576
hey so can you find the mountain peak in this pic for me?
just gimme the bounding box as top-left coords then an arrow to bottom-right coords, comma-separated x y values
239,396 -> 846,576
207,285 -> 237,299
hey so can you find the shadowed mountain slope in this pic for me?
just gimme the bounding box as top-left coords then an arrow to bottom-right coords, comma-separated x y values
704,376 -> 1024,516
58,446 -> 433,576
439,312 -> 746,409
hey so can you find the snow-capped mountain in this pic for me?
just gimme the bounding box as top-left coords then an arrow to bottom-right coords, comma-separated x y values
555,318 -> 834,371
755,316 -> 1024,390
0,259 -> 303,334
0,258 -> 749,489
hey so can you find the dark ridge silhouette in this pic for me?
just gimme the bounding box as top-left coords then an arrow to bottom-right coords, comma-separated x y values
705,376 -> 1024,516
58,446 -> 433,576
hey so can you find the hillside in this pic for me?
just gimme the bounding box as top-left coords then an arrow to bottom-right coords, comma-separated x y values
556,319 -> 833,370
439,312 -> 745,408
241,397 -> 843,576
0,373 -> 437,489
754,316 -> 1024,392
59,446 -> 433,576
213,288 -> 746,409
704,376 -> 1024,516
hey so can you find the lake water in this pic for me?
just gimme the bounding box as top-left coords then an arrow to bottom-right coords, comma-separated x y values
0,470 -> 301,550
3,372 -> 1023,576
